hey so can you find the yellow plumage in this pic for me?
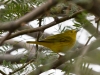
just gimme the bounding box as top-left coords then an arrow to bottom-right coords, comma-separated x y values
27,30 -> 77,53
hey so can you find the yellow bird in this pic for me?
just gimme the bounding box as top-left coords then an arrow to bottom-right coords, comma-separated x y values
27,30 -> 77,53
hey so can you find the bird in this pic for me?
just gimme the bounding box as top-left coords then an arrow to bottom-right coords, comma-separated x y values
27,30 -> 77,53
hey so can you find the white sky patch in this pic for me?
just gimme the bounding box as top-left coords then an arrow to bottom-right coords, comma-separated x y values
0,66 -> 12,75
29,17 -> 75,34
0,5 -> 5,9
77,29 -> 96,44
40,69 -> 65,75
89,64 -> 100,72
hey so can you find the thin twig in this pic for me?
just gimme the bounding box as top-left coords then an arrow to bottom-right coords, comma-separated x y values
9,59 -> 34,75
36,18 -> 43,57
6,47 -> 19,54
8,10 -> 83,40
97,23 -> 99,34
0,0 -> 58,31
95,16 -> 100,35
0,70 -> 6,75
84,35 -> 93,46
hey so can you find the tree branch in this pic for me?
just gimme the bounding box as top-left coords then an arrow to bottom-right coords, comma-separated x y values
7,10 -> 83,40
0,53 -> 35,64
0,0 -> 58,31
68,0 -> 100,17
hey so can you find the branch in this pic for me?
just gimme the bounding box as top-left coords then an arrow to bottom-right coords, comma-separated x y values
9,59 -> 34,75
5,47 -> 19,54
68,0 -> 100,17
4,39 -> 35,52
0,70 -> 6,75
7,10 -> 83,40
0,53 -> 35,64
0,0 -> 58,31
57,62 -> 100,75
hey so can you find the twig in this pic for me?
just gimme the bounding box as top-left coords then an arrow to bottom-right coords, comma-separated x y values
7,10 -> 83,40
6,47 -> 19,54
0,70 -> 6,75
53,17 -> 59,23
97,23 -> 99,34
69,0 -> 100,17
75,18 -> 98,75
9,59 -> 34,75
37,18 -> 43,41
84,35 -> 93,46
36,18 -> 43,57
0,0 -> 58,31
95,16 -> 100,35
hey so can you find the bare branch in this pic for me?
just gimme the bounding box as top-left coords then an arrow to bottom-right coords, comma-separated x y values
0,53 -> 35,64
68,0 -> 100,17
7,10 -> 83,40
0,0 -> 58,31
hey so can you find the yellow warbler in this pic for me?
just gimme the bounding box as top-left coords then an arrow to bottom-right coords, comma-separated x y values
27,30 -> 77,53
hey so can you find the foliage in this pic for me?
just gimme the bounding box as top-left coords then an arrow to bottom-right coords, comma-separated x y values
0,0 -> 34,21
0,0 -> 99,75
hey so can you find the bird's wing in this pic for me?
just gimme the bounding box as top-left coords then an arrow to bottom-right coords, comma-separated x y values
39,34 -> 72,43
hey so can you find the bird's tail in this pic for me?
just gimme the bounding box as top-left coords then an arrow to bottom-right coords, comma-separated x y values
27,41 -> 39,44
